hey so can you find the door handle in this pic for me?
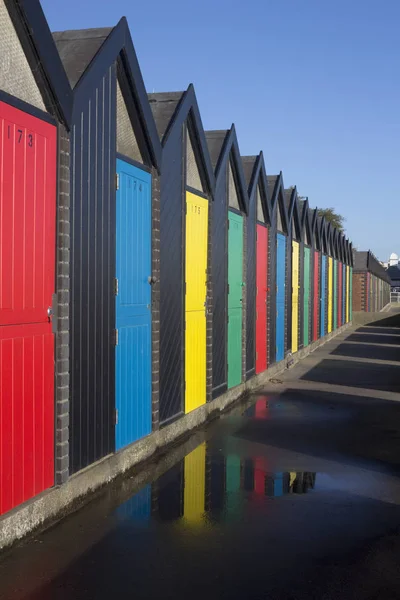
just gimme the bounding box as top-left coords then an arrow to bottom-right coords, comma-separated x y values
148,275 -> 157,285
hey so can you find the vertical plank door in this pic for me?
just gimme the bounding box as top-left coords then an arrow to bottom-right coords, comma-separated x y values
303,247 -> 310,347
185,192 -> 208,413
115,159 -> 152,450
313,251 -> 319,341
227,211 -> 243,388
320,256 -> 326,337
291,241 -> 300,353
276,234 -> 286,361
255,225 -> 268,373
0,101 -> 56,515
328,257 -> 333,333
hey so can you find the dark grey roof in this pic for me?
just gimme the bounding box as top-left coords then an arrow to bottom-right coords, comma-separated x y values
284,189 -> 293,211
267,175 -> 278,199
53,28 -> 113,88
353,250 -> 391,283
353,251 -> 368,271
205,130 -> 229,171
148,92 -> 185,142
241,156 -> 257,188
298,199 -> 306,216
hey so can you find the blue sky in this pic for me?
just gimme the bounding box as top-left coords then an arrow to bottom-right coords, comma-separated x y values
41,0 -> 400,261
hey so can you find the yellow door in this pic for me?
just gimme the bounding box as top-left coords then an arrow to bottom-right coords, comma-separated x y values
184,443 -> 206,523
346,266 -> 350,322
291,241 -> 299,353
185,191 -> 208,414
328,257 -> 333,333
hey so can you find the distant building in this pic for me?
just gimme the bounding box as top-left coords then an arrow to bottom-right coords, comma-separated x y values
353,250 -> 391,311
385,253 -> 400,291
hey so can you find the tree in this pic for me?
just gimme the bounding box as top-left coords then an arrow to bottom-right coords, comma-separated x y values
296,195 -> 346,232
316,208 -> 345,232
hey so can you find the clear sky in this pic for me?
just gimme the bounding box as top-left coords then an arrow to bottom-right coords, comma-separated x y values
41,0 -> 400,261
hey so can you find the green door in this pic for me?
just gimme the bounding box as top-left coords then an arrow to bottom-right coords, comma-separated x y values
303,247 -> 310,347
333,260 -> 338,330
228,211 -> 243,388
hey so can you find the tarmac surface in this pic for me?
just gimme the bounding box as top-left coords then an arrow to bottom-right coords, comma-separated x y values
1,311 -> 400,599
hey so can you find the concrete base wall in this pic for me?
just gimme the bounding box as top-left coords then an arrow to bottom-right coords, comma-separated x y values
352,305 -> 392,326
0,321 -> 351,552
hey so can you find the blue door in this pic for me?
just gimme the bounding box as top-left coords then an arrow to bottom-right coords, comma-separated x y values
320,255 -> 326,337
276,234 -> 286,362
116,159 -> 152,450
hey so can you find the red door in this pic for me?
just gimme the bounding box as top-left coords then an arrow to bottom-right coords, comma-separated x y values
338,263 -> 342,325
256,225 -> 268,373
313,251 -> 319,341
0,101 -> 57,515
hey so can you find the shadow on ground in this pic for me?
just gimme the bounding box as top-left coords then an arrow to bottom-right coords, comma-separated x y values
365,312 -> 400,327
331,342 -> 400,362
346,332 -> 400,346
301,358 -> 400,392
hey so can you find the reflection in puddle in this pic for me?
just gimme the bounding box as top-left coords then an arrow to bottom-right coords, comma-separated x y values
245,398 -> 270,419
115,443 -> 316,525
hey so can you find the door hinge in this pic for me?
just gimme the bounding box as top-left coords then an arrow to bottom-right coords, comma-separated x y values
114,329 -> 119,346
227,284 -> 230,294
116,173 -> 120,190
114,408 -> 118,425
114,277 -> 119,295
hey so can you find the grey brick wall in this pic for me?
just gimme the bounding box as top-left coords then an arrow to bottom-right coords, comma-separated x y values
206,196 -> 213,402
55,124 -> 70,486
242,216 -> 247,381
152,170 -> 161,429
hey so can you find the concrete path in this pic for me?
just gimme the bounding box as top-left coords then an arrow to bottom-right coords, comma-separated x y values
1,312 -> 400,599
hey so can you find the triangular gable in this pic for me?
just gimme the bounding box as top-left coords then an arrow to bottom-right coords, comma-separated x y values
326,223 -> 332,256
312,209 -> 321,250
116,78 -> 143,163
300,199 -> 312,247
289,189 -> 302,242
186,125 -> 205,192
55,18 -> 161,169
2,0 -> 71,124
332,228 -> 337,257
205,125 -> 247,213
228,159 -> 241,210
320,217 -> 328,254
242,152 -> 271,225
150,85 -> 214,193
337,233 -> 344,262
269,173 -> 289,234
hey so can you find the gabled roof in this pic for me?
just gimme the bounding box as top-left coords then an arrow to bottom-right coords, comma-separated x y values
241,152 -> 271,225
331,227 -> 339,259
349,242 -> 354,267
204,125 -> 248,213
205,130 -> 229,172
319,216 -> 328,253
5,0 -> 72,126
326,222 -> 333,256
268,172 -> 289,234
310,208 -> 320,250
54,18 -> 162,170
338,233 -> 345,262
150,85 -> 214,194
300,198 -> 313,246
53,28 -> 113,88
286,187 -> 302,241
